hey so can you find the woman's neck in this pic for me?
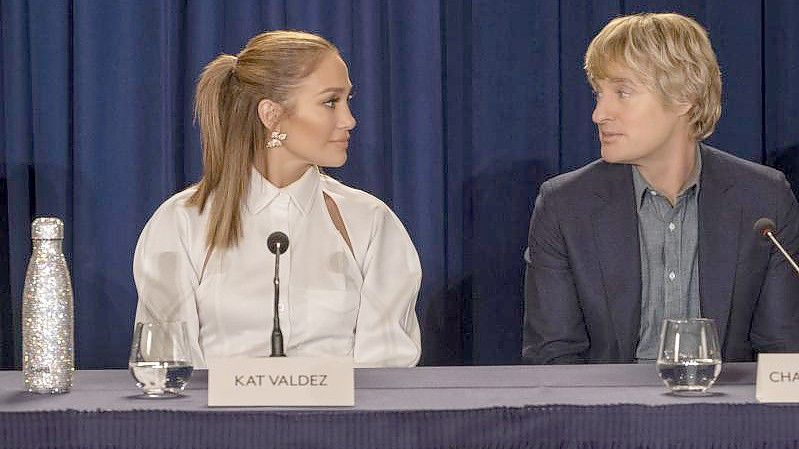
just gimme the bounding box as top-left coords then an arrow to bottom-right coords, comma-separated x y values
253,150 -> 312,188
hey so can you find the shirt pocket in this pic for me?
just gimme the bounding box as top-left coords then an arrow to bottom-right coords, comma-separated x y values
300,287 -> 359,334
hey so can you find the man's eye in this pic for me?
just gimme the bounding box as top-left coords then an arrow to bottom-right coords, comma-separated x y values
323,98 -> 339,108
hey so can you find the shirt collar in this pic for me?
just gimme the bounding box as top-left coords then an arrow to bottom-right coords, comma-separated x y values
632,145 -> 703,209
245,166 -> 321,215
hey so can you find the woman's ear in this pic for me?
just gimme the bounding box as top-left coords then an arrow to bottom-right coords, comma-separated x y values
257,99 -> 284,129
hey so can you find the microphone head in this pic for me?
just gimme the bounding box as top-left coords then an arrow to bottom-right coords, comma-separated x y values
753,217 -> 776,238
267,231 -> 290,255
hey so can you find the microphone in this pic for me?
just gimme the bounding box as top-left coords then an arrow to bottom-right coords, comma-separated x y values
267,231 -> 289,357
754,218 -> 799,277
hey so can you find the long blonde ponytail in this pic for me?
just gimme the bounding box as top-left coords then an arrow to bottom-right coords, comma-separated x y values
189,31 -> 337,252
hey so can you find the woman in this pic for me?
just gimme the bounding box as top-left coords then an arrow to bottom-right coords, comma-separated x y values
133,31 -> 421,368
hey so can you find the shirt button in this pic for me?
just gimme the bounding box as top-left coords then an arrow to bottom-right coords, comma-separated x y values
668,272 -> 676,280
668,222 -> 676,231
650,191 -> 658,196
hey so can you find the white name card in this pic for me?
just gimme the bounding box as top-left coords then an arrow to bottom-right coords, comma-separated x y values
756,353 -> 799,403
207,357 -> 354,407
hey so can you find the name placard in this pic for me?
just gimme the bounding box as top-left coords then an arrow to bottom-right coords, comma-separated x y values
756,353 -> 799,403
207,357 -> 354,407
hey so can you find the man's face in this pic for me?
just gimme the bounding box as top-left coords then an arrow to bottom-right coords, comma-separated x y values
591,65 -> 690,167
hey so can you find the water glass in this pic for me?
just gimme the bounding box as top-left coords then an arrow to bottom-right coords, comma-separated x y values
129,321 -> 194,398
656,318 -> 722,394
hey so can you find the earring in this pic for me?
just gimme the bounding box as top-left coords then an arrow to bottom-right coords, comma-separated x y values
266,130 -> 287,149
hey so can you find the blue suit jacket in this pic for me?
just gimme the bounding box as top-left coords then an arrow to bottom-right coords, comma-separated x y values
523,144 -> 799,364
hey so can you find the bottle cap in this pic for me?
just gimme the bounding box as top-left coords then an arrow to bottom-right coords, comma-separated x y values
31,217 -> 64,240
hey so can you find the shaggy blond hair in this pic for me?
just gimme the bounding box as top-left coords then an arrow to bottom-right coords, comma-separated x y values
190,31 -> 338,251
584,13 -> 722,140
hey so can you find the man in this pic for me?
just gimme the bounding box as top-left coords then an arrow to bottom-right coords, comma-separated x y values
522,13 -> 799,364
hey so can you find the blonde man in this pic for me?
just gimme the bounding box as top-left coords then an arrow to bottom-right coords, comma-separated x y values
523,13 -> 799,364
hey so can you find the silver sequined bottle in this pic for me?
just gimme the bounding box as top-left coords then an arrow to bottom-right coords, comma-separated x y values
22,217 -> 75,394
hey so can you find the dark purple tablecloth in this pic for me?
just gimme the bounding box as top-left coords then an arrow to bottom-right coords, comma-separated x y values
2,363 -> 798,449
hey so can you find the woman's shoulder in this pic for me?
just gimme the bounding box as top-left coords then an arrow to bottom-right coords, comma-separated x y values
319,173 -> 419,268
142,185 -> 206,234
319,173 -> 393,216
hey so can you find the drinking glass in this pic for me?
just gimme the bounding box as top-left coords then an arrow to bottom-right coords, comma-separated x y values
656,318 -> 722,394
129,321 -> 194,398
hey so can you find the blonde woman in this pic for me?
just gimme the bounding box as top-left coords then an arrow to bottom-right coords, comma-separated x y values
134,31 -> 421,368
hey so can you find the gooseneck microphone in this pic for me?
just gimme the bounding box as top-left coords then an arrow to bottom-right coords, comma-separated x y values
754,217 -> 799,277
267,231 -> 290,357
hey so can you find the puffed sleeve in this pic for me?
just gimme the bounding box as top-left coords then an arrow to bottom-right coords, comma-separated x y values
132,196 -> 206,367
353,206 -> 422,367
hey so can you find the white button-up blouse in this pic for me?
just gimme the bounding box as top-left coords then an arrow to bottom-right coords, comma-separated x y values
133,167 -> 422,368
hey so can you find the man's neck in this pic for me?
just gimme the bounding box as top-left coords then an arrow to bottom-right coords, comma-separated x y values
635,140 -> 698,205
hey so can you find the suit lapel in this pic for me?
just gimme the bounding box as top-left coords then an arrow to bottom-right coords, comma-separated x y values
592,165 -> 642,359
698,146 -> 739,350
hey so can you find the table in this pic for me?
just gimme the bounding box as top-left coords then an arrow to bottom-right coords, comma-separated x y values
1,363 -> 798,448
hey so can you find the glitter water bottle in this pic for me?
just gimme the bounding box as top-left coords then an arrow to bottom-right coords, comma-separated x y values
22,217 -> 75,394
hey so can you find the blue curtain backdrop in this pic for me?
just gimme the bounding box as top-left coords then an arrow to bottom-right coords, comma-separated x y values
1,0 -> 797,368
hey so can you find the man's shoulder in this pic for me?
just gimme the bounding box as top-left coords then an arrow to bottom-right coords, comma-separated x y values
541,158 -> 627,197
703,144 -> 786,186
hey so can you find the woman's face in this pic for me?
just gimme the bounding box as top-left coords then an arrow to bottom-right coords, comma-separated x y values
276,52 -> 356,168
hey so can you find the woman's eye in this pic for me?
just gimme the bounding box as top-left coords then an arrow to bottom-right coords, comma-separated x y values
323,98 -> 339,108
617,89 -> 631,99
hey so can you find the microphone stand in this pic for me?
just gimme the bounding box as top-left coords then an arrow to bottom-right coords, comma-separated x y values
271,241 -> 285,357
763,229 -> 799,277
266,231 -> 289,357
755,218 -> 799,278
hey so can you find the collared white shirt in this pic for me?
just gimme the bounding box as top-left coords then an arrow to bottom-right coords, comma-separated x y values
133,167 -> 422,368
